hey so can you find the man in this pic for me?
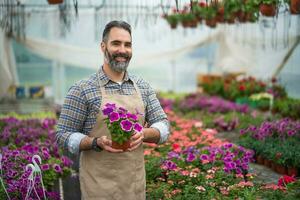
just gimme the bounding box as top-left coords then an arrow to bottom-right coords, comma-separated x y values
56,20 -> 170,200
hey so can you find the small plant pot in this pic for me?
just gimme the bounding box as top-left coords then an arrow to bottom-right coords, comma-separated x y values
287,167 -> 298,176
260,4 -> 277,17
256,155 -> 264,165
290,0 -> 300,14
264,159 -> 272,168
112,140 -> 130,151
275,164 -> 287,175
169,23 -> 178,29
188,20 -> 198,28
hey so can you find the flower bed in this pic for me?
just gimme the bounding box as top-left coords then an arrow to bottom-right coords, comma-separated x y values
239,118 -> 300,174
179,94 -> 249,113
0,116 -> 73,200
145,111 -> 300,199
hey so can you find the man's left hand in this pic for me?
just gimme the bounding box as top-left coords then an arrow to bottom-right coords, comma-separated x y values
128,131 -> 144,151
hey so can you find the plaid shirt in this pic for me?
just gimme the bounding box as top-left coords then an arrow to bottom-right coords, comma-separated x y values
56,67 -> 169,154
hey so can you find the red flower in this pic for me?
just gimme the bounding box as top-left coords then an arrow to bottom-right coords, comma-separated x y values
271,77 -> 277,83
239,85 -> 246,91
172,143 -> 181,152
278,175 -> 297,187
199,2 -> 206,7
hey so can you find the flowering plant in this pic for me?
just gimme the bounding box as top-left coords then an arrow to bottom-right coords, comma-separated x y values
102,103 -> 143,145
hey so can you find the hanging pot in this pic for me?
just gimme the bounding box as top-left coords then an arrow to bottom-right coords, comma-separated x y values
205,18 -> 217,28
290,0 -> 300,14
260,4 -> 277,17
47,0 -> 64,4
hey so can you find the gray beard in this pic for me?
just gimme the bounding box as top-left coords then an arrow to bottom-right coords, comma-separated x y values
105,50 -> 131,73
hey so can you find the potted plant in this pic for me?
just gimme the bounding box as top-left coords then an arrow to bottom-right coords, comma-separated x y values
47,0 -> 64,4
202,5 -> 218,28
244,0 -> 260,22
102,103 -> 144,151
165,14 -> 180,29
285,0 -> 300,14
180,13 -> 198,28
259,0 -> 280,17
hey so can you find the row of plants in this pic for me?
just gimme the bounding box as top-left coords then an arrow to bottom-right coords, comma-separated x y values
145,110 -> 300,199
0,115 -> 73,200
159,94 -> 271,132
238,118 -> 300,175
199,75 -> 300,119
163,0 -> 300,29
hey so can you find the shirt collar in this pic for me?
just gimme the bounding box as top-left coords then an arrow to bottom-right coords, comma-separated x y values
97,66 -> 131,87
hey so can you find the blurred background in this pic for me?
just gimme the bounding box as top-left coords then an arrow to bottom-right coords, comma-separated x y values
0,0 -> 299,112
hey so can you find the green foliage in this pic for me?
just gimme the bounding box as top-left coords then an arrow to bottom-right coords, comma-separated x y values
273,98 -> 300,120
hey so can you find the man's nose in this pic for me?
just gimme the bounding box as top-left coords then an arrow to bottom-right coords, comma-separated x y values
117,44 -> 127,53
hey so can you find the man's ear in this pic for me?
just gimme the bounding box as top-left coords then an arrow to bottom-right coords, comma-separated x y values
100,41 -> 105,53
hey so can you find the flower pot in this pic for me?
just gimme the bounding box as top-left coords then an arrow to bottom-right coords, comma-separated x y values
47,0 -> 64,4
264,159 -> 272,168
188,20 -> 198,28
256,155 -> 264,165
181,21 -> 190,28
169,23 -> 178,29
275,164 -> 287,175
112,140 -> 130,151
260,4 -> 277,17
290,0 -> 300,14
287,167 -> 298,176
205,18 -> 217,28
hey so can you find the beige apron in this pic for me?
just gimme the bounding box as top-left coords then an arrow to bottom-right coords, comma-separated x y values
79,80 -> 146,200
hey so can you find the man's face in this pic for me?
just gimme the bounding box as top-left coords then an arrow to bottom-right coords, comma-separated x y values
102,27 -> 132,73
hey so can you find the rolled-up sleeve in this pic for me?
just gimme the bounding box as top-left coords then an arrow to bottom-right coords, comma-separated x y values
145,84 -> 170,144
56,84 -> 87,155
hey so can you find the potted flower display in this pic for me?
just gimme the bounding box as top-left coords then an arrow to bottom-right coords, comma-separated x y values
259,0 -> 279,17
102,103 -> 144,151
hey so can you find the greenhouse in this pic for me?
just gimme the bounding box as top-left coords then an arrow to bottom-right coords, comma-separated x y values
0,0 -> 300,199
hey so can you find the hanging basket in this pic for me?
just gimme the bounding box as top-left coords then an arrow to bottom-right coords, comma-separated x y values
290,0 -> 300,14
260,4 -> 277,17
47,0 -> 64,4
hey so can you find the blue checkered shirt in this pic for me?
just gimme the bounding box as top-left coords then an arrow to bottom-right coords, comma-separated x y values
56,67 -> 170,154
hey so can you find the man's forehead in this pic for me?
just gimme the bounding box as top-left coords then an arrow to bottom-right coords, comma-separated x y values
107,27 -> 131,42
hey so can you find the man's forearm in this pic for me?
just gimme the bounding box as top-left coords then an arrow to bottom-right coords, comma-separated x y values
79,136 -> 94,151
143,127 -> 160,144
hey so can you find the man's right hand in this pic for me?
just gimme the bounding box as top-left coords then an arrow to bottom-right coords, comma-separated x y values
97,136 -> 123,153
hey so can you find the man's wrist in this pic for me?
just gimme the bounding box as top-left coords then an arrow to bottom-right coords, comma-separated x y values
91,137 -> 103,152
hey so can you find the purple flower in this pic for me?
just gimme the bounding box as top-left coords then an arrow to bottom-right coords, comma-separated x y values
61,156 -> 73,167
126,113 -> 138,121
41,164 -> 50,171
42,150 -> 50,160
200,154 -> 209,160
167,151 -> 180,159
104,103 -> 116,109
53,164 -> 62,173
163,160 -> 177,170
102,107 -> 114,116
118,107 -> 127,113
109,112 -> 120,123
120,120 -> 133,132
133,123 -> 143,132
186,153 -> 196,162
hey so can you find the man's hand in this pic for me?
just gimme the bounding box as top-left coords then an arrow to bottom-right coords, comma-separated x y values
97,136 -> 123,153
128,131 -> 144,151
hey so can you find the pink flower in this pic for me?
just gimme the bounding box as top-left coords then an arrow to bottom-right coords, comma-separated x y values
109,112 -> 120,123
133,123 -> 143,132
195,186 -> 206,192
120,120 -> 133,132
